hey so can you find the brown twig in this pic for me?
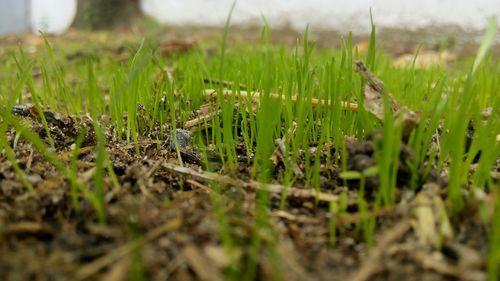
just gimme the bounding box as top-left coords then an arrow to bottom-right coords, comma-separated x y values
186,179 -> 213,193
349,220 -> 411,281
272,210 -> 318,224
354,61 -> 384,93
183,109 -> 222,129
160,161 -> 338,203
2,222 -> 53,235
187,86 -> 359,131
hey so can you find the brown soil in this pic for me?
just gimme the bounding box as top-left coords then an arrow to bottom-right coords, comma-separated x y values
0,104 -> 491,281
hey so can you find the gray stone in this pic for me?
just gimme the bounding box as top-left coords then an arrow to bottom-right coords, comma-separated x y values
169,129 -> 192,150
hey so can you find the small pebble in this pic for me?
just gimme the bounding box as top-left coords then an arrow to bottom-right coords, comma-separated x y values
169,129 -> 192,150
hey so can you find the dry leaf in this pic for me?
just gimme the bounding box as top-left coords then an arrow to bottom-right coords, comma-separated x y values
411,182 -> 454,247
355,60 -> 420,137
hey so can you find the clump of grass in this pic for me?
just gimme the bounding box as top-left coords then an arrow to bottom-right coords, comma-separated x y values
0,15 -> 498,280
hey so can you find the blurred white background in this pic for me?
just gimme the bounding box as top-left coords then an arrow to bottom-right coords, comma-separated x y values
0,0 -> 499,35
31,0 -> 77,34
141,0 -> 500,33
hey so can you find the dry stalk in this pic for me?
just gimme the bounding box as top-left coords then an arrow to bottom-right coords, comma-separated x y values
203,89 -> 359,111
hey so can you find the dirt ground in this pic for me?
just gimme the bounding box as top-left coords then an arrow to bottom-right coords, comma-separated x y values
0,28 -> 497,281
0,108 -> 491,281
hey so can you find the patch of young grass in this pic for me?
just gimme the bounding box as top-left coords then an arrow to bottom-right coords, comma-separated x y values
0,17 -> 499,280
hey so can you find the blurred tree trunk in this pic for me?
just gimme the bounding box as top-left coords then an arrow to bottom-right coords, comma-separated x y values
73,0 -> 141,30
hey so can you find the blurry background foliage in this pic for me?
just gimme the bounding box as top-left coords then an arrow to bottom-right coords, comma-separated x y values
73,0 -> 142,30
